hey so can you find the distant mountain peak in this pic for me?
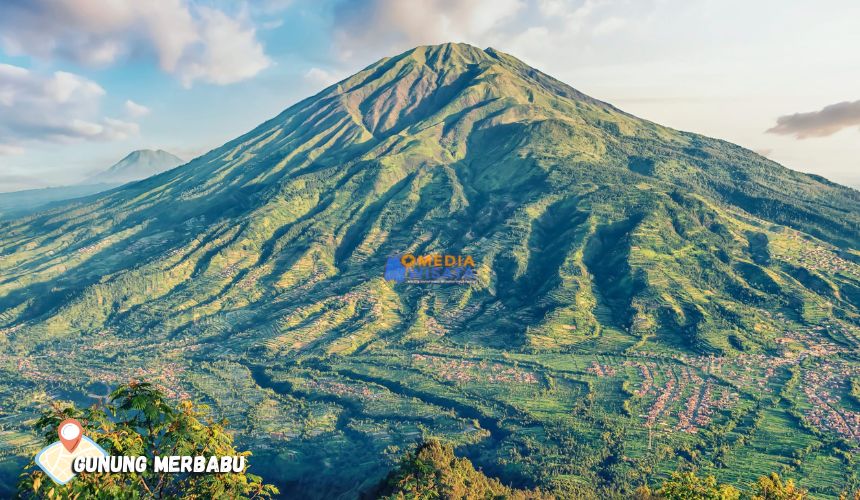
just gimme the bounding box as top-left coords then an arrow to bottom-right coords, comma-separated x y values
84,149 -> 184,185
124,148 -> 172,158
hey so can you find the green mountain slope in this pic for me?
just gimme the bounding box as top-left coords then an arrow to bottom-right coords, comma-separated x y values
1,43 -> 859,497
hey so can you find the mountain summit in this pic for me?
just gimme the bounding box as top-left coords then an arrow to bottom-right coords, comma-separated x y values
83,149 -> 184,185
1,43 -> 859,496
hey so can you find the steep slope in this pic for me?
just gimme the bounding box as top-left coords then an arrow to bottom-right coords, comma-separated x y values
1,43 -> 856,353
82,149 -> 184,185
1,43 -> 860,497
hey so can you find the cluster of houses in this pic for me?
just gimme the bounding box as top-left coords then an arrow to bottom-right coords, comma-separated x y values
587,361 -> 617,377
300,377 -> 385,401
77,239 -> 109,255
627,361 -> 655,397
220,262 -> 241,278
775,236 -> 858,276
585,358 -> 743,434
411,354 -> 538,384
802,362 -> 860,443
239,268 -> 264,290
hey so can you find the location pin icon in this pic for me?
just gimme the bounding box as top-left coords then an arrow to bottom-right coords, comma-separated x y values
58,419 -> 83,453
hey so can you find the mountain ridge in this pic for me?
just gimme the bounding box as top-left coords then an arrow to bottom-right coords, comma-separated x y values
1,42 -> 860,497
2,41 -> 858,349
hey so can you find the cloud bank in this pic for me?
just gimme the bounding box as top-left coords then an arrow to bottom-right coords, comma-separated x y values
0,0 -> 271,87
768,100 -> 860,139
332,0 -> 525,58
124,100 -> 151,118
330,0 -> 646,62
0,64 -> 138,154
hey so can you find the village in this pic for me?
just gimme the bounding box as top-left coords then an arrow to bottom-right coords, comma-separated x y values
410,353 -> 539,384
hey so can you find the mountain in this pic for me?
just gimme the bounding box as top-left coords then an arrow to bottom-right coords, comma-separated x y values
1,43 -> 859,498
0,149 -> 183,219
82,149 -> 183,185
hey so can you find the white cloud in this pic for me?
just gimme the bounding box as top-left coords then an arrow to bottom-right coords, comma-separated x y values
98,118 -> 140,140
254,0 -> 293,16
261,19 -> 285,30
46,71 -> 105,103
0,0 -> 271,87
767,100 -> 860,139
0,144 -> 25,156
537,0 -> 568,17
124,100 -> 151,118
0,63 -> 139,155
175,7 -> 272,88
332,0 -> 525,58
304,67 -> 340,88
327,0 -> 666,82
593,16 -> 627,36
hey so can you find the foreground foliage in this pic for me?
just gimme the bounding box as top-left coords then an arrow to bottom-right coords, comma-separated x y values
371,440 -> 549,499
377,442 -> 814,500
17,382 -> 278,499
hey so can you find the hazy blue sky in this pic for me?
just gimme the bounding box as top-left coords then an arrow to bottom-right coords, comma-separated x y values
1,0 -> 858,191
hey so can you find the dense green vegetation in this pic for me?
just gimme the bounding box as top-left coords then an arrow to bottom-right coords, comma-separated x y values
373,441 -> 816,499
0,43 -> 859,498
370,439 -> 549,499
